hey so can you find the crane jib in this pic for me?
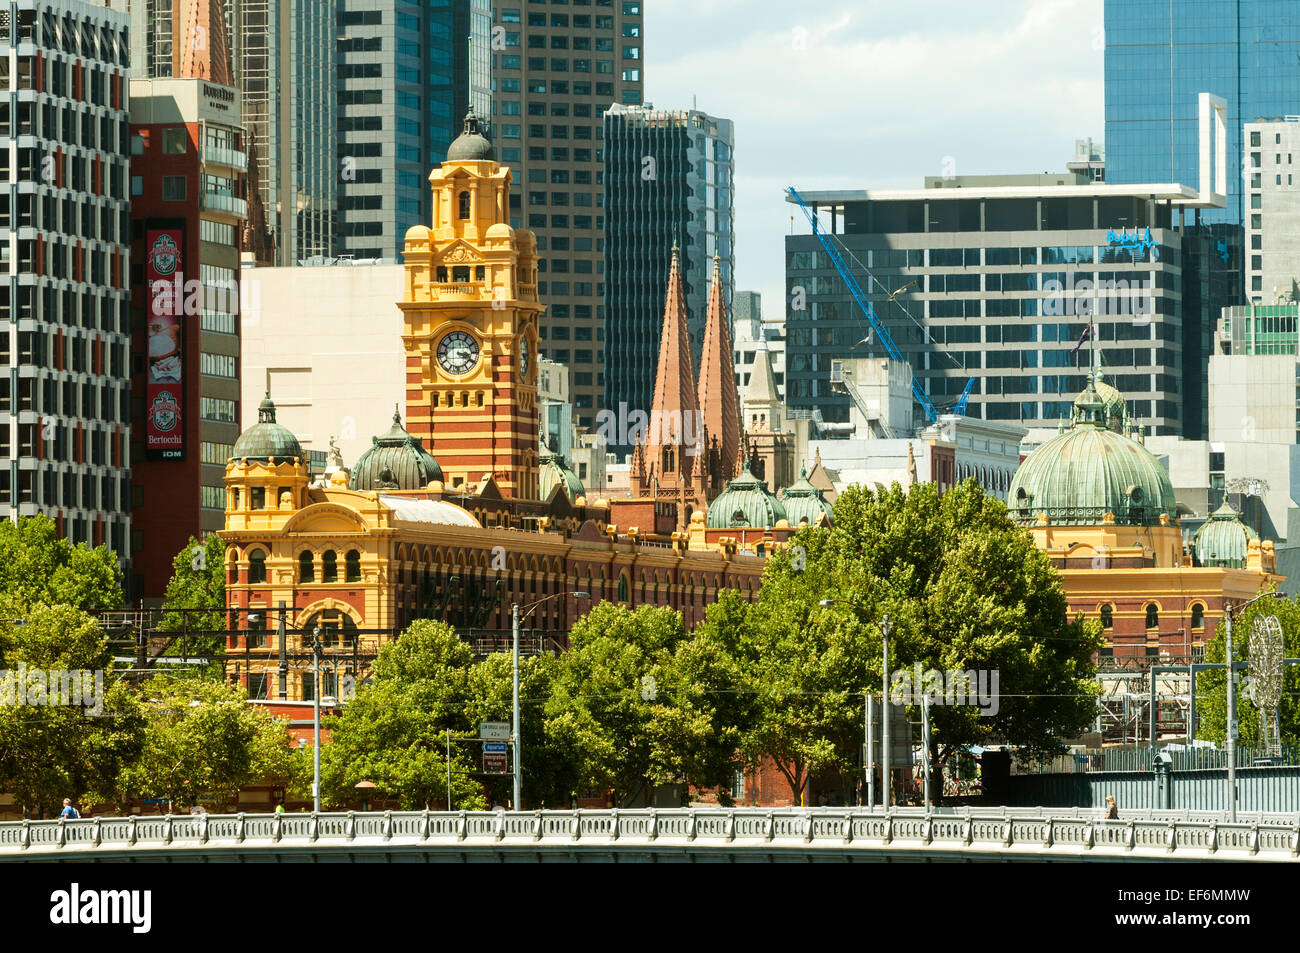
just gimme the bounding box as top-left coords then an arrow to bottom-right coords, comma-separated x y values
787,186 -> 940,424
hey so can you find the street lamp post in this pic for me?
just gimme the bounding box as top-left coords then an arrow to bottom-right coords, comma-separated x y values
310,626 -> 322,813
821,601 -> 891,808
512,590 -> 589,810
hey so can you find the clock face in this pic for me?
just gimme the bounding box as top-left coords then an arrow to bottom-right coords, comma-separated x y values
519,336 -> 530,378
437,331 -> 479,375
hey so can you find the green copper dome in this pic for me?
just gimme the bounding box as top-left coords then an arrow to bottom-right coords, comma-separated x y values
231,393 -> 303,464
1083,370 -> 1130,435
1008,377 -> 1177,527
779,469 -> 834,527
1193,501 -> 1256,568
349,409 -> 443,491
539,449 -> 585,502
706,467 -> 787,529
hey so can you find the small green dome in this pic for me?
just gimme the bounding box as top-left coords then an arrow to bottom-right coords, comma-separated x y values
1082,370 -> 1129,435
779,469 -> 833,527
231,392 -> 303,464
706,467 -> 787,529
1193,501 -> 1256,568
540,449 -> 585,502
1008,377 -> 1176,527
349,409 -> 443,491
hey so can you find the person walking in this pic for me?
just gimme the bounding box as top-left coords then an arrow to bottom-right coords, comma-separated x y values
1105,795 -> 1118,820
59,798 -> 80,819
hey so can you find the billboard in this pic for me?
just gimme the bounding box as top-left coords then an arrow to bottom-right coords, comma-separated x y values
146,228 -> 185,460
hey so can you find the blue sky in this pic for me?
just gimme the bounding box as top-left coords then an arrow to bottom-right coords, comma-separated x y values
644,0 -> 1105,316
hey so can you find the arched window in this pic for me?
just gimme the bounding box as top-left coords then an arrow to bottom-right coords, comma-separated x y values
1191,603 -> 1205,629
617,573 -> 629,603
458,191 -> 470,219
322,550 -> 338,583
299,551 -> 314,583
1100,604 -> 1113,629
1145,603 -> 1159,629
346,549 -> 362,583
248,550 -> 267,584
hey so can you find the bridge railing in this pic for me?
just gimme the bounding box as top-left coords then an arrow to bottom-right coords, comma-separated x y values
2,807 -> 1298,859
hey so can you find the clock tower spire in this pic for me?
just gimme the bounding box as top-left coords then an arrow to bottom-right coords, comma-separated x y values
399,111 -> 543,499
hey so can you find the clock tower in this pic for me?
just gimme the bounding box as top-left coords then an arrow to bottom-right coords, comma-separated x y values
399,111 -> 543,499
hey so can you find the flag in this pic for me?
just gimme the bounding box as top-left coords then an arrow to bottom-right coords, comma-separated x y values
1069,323 -> 1093,355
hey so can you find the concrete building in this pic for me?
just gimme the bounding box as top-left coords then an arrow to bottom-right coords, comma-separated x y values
1244,118 -> 1300,305
335,0 -> 492,260
732,290 -> 787,399
1067,138 -> 1105,183
491,2 -> 645,428
785,156 -> 1233,443
239,261 -> 405,465
0,1 -> 133,561
128,78 -> 247,599
603,104 -> 734,435
806,358 -> 1024,503
229,0 -> 336,264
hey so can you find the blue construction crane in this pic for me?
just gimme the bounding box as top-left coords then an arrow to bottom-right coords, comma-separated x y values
786,186 -> 976,424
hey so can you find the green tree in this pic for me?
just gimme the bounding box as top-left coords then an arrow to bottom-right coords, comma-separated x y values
157,534 -> 228,664
1195,590 -> 1300,749
0,606 -> 145,817
0,515 -> 123,612
714,480 -> 1101,804
119,676 -> 297,812
320,619 -> 487,810
542,603 -> 740,806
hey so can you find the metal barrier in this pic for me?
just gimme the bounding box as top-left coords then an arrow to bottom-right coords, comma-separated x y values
1,808 -> 1296,861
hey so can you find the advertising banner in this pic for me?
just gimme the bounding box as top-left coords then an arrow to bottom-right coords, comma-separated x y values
146,228 -> 184,460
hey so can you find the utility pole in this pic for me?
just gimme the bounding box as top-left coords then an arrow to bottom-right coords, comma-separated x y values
865,693 -> 874,808
880,614 -> 892,808
921,693 -> 931,810
512,602 -> 522,811
1225,604 -> 1238,822
312,629 -> 321,813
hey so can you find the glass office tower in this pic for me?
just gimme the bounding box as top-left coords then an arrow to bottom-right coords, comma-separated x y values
336,0 -> 491,261
1104,0 -> 1300,225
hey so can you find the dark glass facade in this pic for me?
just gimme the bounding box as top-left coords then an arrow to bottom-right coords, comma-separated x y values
1104,0 -> 1300,225
603,107 -> 734,442
336,0 -> 492,260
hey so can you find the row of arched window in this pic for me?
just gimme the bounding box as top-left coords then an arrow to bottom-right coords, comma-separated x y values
238,549 -> 362,585
1098,602 -> 1205,631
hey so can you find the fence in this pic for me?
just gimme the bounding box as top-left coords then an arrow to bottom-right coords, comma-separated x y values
1004,763 -> 1300,811
1012,744 -> 1300,775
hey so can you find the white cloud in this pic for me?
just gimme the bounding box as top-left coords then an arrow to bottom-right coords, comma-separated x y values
646,0 -> 1104,317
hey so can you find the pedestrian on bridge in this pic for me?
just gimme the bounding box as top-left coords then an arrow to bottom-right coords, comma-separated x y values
1105,795 -> 1118,820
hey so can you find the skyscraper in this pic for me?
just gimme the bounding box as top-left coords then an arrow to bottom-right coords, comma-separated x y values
0,1 -> 134,559
1104,0 -> 1300,225
603,104 -> 734,436
230,0 -> 336,264
491,1 -> 645,429
335,0 -> 492,261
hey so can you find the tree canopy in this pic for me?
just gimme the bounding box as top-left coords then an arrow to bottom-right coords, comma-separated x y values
0,515 -> 123,612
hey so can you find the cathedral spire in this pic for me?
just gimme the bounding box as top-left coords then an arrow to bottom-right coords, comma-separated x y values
644,244 -> 700,468
696,255 -> 740,490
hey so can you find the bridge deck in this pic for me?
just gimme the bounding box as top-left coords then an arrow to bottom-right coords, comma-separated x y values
2,808 -> 1297,862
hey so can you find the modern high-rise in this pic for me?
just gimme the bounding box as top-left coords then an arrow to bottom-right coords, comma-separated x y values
335,0 -> 491,260
1104,0 -> 1300,225
1243,118 -> 1300,305
603,104 -> 734,434
785,172 -> 1235,442
490,1 -> 645,429
230,0 -> 336,264
128,78 -> 247,599
0,1 -> 134,560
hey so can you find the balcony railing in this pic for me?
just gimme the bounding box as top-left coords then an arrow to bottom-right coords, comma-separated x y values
201,191 -> 248,219
202,144 -> 248,172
